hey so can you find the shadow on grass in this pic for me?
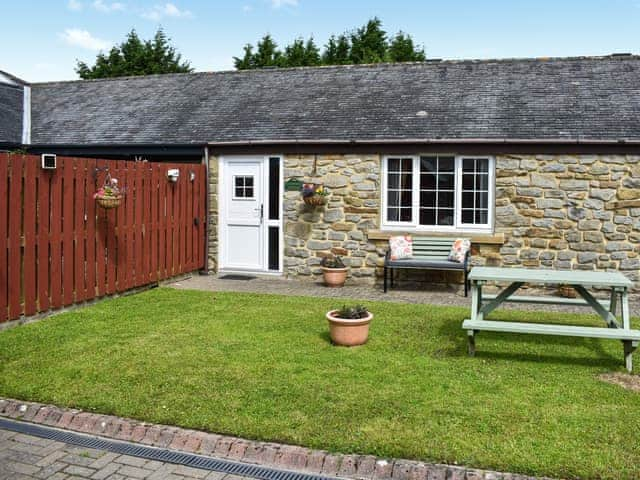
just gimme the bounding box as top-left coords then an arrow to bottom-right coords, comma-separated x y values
436,314 -> 621,368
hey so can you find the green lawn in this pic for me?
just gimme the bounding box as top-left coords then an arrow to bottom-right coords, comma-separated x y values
0,288 -> 639,479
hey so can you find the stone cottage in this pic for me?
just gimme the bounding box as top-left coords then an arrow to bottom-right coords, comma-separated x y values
2,55 -> 640,288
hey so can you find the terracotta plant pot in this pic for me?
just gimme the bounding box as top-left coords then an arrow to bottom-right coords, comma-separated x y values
558,285 -> 577,298
322,267 -> 348,287
326,310 -> 373,346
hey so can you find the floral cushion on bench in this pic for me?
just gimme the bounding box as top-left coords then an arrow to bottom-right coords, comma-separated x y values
389,235 -> 413,260
448,238 -> 471,263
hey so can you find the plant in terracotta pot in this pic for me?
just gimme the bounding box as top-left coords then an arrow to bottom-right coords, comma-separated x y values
558,284 -> 577,298
321,255 -> 348,287
326,304 -> 373,346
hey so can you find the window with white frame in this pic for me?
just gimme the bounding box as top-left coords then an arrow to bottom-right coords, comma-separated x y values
382,155 -> 494,231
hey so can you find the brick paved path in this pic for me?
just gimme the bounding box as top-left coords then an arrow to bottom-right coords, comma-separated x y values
0,428 -> 236,480
168,274 -> 640,315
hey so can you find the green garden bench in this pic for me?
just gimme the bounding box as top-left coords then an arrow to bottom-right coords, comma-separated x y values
462,267 -> 639,372
384,237 -> 470,296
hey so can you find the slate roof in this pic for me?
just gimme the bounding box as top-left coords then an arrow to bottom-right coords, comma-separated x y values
0,83 -> 23,144
26,55 -> 640,145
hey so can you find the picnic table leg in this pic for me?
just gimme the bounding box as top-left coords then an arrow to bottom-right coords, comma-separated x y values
573,285 -> 620,329
609,288 -> 618,317
623,341 -> 635,373
467,330 -> 476,356
621,288 -> 630,331
470,280 -> 481,322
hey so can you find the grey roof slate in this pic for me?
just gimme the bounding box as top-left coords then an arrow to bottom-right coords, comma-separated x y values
0,83 -> 23,144
28,55 -> 640,145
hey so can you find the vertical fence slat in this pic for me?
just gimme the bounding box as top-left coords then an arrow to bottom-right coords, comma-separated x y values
150,164 -> 158,282
7,155 -> 23,320
106,162 -> 117,295
85,158 -> 96,300
62,158 -> 75,306
135,163 -> 144,285
23,157 -> 37,316
95,159 -> 107,297
49,157 -> 63,309
158,165 -> 167,280
0,155 -> 9,321
37,165 -> 51,312
74,160 -> 86,303
115,160 -> 127,292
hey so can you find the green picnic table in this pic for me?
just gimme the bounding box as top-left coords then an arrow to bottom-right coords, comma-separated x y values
462,267 -> 640,372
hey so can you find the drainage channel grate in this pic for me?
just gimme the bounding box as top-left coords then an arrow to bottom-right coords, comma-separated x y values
0,418 -> 336,480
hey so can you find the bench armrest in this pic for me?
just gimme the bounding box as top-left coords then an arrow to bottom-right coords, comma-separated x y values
463,248 -> 471,271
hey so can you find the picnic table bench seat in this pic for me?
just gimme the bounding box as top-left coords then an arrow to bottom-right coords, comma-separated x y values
384,237 -> 470,296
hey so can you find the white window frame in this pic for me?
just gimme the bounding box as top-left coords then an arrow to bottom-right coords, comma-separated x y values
380,155 -> 495,233
232,174 -> 256,200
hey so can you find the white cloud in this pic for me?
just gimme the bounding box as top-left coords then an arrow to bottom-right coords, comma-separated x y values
67,0 -> 83,11
142,3 -> 192,20
59,28 -> 111,51
270,0 -> 298,7
92,0 -> 125,12
242,5 -> 253,12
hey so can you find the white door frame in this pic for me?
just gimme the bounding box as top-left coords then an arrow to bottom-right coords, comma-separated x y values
218,155 -> 283,274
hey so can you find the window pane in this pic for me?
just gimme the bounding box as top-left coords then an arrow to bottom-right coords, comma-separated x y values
439,156 -> 455,172
245,177 -> 254,187
401,158 -> 413,171
388,173 -> 400,189
387,208 -> 399,222
387,190 -> 400,207
420,208 -> 436,225
476,159 -> 489,173
235,187 -> 243,197
462,191 -> 474,208
421,174 -> 436,189
475,210 -> 488,224
388,158 -> 400,171
438,173 -> 454,189
401,190 -> 412,206
420,191 -> 435,207
420,157 -> 437,173
400,173 -> 412,189
462,173 -> 474,190
400,208 -> 412,222
475,174 -> 488,190
461,209 -> 474,223
462,158 -> 475,173
235,177 -> 243,187
439,191 -> 454,208
438,209 -> 454,226
476,191 -> 488,209
245,187 -> 254,198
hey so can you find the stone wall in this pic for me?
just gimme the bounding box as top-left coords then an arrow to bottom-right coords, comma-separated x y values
207,155 -> 219,272
208,152 -> 640,289
283,154 -> 382,280
491,154 -> 640,285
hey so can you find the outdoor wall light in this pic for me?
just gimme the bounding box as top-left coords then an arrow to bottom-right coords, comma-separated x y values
41,154 -> 57,169
167,169 -> 180,183
190,171 -> 195,182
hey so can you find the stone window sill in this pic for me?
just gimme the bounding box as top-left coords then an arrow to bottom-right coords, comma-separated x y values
367,229 -> 505,245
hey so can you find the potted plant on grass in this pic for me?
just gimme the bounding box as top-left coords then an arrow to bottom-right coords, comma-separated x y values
326,304 -> 373,346
321,255 -> 348,287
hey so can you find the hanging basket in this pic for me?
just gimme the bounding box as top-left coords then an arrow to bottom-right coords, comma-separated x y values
303,195 -> 328,206
96,195 -> 122,209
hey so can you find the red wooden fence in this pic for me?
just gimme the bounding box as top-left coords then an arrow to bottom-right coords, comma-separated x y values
0,154 -> 207,322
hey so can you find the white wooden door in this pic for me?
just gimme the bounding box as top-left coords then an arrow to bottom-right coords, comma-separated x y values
221,158 -> 264,271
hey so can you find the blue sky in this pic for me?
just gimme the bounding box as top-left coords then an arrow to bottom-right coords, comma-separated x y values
3,0 -> 640,82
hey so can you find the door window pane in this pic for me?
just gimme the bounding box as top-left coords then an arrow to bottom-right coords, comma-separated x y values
233,176 -> 255,198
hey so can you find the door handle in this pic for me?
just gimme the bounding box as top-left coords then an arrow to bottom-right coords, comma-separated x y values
255,204 -> 264,222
